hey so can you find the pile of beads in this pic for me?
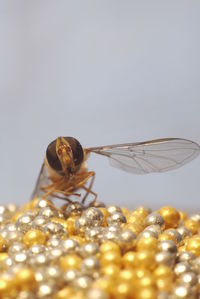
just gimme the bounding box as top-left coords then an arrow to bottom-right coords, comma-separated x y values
0,199 -> 199,299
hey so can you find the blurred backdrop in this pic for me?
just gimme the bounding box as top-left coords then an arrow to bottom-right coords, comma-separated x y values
0,1 -> 200,211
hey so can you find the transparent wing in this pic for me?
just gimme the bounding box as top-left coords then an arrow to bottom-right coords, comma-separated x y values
31,162 -> 49,199
86,138 -> 200,174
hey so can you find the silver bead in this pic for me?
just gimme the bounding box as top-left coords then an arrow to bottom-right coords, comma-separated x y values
138,230 -> 158,239
17,291 -> 36,299
72,275 -> 93,289
0,205 -> 9,216
39,207 -> 58,218
16,214 -> 34,232
155,251 -> 176,267
82,207 -> 104,226
46,237 -> 60,248
42,221 -> 67,238
174,262 -> 191,276
36,198 -> 53,209
190,257 -> 200,273
28,253 -> 49,267
62,202 -> 83,217
145,213 -> 165,229
177,227 -> 192,239
48,248 -> 63,260
102,227 -> 120,242
107,205 -> 122,214
106,212 -> 126,226
157,291 -> 170,299
85,227 -> 103,242
4,230 -> 23,243
81,256 -> 100,274
35,265 -> 62,282
178,252 -> 195,263
118,229 -> 136,250
60,238 -> 80,253
178,271 -> 198,286
164,229 -> 182,244
37,281 -> 57,298
173,285 -> 193,298
8,242 -> 26,255
79,242 -> 99,258
190,213 -> 200,223
28,244 -> 46,255
63,269 -> 79,283
32,216 -> 48,228
7,203 -> 18,214
13,252 -> 28,263
86,288 -> 109,299
158,240 -> 177,254
75,216 -> 92,234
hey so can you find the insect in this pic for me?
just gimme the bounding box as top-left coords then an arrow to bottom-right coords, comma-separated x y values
32,137 -> 200,204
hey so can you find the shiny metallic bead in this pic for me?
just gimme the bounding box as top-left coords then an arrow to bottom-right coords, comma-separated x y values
75,216 -> 92,234
16,214 -> 34,232
106,212 -> 126,226
28,244 -> 46,255
17,291 -> 36,299
173,285 -> 193,298
190,257 -> 200,273
101,227 -> 120,243
79,242 -> 99,258
178,252 -> 195,263
164,229 -> 182,244
85,227 -> 103,242
158,240 -> 177,254
35,265 -> 62,282
48,248 -> 63,260
119,229 -> 136,249
28,252 -> 49,267
32,216 -> 48,228
138,229 -> 158,239
4,230 -> 23,243
72,275 -> 93,289
145,213 -> 165,228
86,288 -> 109,299
36,198 -> 53,209
177,227 -> 192,239
178,271 -> 198,286
46,237 -> 60,248
63,269 -> 80,283
13,252 -> 28,263
89,200 -> 105,208
155,251 -> 176,267
37,281 -> 57,298
62,202 -> 84,217
174,262 -> 191,276
82,207 -> 104,226
7,203 -> 18,214
81,256 -> 100,274
39,207 -> 58,218
0,215 -> 8,224
8,242 -> 26,254
190,213 -> 200,223
60,238 -> 80,253
0,205 -> 9,216
107,205 -> 122,214
157,292 -> 170,299
42,221 -> 67,238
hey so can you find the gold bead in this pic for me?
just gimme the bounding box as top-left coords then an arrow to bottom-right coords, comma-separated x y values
0,278 -> 11,296
59,254 -> 82,270
100,241 -> 121,254
100,250 -> 122,266
135,206 -> 150,219
53,286 -> 75,299
65,216 -> 78,235
119,269 -> 136,283
0,236 -> 8,252
127,213 -> 144,226
101,264 -> 121,278
135,287 -> 157,299
23,229 -> 46,247
124,223 -> 143,235
71,236 -> 85,244
185,236 -> 200,256
135,251 -> 156,270
121,207 -> 131,218
136,236 -> 157,252
15,267 -> 36,290
0,253 -> 8,263
179,211 -> 188,222
51,217 -> 68,230
12,211 -> 24,222
135,268 -> 152,279
112,281 -> 132,299
184,219 -> 199,235
122,251 -> 137,268
98,207 -> 109,225
159,206 -> 180,228
156,277 -> 173,292
136,273 -> 155,288
153,265 -> 174,279
92,277 -> 114,294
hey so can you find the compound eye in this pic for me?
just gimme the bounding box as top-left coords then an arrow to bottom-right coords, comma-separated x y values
46,139 -> 62,171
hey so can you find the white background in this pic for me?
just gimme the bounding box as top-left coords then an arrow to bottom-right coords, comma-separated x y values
0,1 -> 200,211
